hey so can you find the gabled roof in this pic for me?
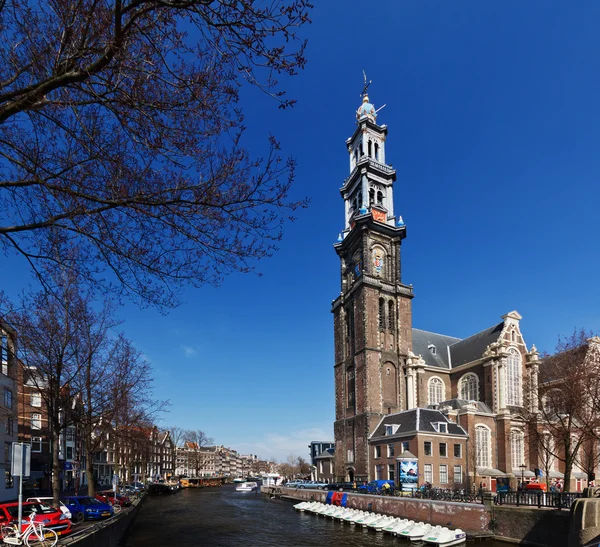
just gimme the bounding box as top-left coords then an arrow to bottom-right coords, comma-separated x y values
412,321 -> 505,369
449,322 -> 504,367
369,408 -> 467,439
412,329 -> 461,369
314,448 -> 335,460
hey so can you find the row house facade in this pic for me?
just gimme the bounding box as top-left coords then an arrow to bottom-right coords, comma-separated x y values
0,324 -> 19,502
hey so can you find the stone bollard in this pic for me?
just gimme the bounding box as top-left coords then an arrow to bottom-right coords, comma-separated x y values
569,498 -> 600,547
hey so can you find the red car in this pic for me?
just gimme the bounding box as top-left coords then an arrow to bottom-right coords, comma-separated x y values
0,502 -> 73,536
95,490 -> 132,507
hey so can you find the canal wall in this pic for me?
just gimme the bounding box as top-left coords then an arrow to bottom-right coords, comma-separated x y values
492,505 -> 570,547
69,498 -> 144,547
269,487 -> 572,546
269,487 -> 490,532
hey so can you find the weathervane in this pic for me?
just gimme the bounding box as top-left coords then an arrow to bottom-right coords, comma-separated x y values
361,70 -> 372,98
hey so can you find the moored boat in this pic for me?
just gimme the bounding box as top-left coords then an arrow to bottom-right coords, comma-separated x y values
235,481 -> 258,492
423,526 -> 466,546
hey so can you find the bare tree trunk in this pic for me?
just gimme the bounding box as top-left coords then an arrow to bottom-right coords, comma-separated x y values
52,433 -> 61,505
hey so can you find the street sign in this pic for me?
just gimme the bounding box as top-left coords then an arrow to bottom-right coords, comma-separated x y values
11,443 -> 30,477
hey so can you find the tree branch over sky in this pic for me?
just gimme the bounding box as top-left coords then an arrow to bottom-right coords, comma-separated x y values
0,0 -> 311,307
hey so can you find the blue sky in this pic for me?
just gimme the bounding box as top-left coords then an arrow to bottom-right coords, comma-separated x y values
4,1 -> 600,462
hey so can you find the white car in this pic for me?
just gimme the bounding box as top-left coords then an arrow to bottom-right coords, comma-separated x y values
26,497 -> 72,520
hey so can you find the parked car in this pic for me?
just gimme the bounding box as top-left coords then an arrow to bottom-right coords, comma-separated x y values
326,482 -> 355,491
297,481 -> 328,490
0,502 -> 73,536
26,497 -> 72,519
284,479 -> 306,488
63,496 -> 114,521
358,479 -> 395,493
95,490 -> 132,506
129,482 -> 146,491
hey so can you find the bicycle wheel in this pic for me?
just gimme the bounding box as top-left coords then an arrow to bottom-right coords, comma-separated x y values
25,528 -> 58,547
1,524 -> 18,539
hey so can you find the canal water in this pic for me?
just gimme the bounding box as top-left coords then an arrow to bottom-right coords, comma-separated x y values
120,485 -> 507,546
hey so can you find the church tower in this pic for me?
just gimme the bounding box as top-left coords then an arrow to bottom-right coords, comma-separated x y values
332,86 -> 414,482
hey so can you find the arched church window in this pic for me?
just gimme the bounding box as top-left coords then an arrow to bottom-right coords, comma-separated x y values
369,188 -> 375,207
428,377 -> 445,405
368,140 -> 372,157
388,301 -> 395,331
506,348 -> 522,406
511,429 -> 524,468
377,191 -> 383,206
360,142 -> 363,156
475,425 -> 491,468
459,373 -> 479,401
378,298 -> 385,331
374,142 -> 379,161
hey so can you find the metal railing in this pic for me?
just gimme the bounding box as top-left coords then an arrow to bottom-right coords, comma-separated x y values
407,487 -> 484,504
494,491 -> 582,509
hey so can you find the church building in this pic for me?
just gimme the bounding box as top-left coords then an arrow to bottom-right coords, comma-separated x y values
331,89 -> 552,492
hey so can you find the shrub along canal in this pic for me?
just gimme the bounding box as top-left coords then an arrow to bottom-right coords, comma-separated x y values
119,485 -> 507,546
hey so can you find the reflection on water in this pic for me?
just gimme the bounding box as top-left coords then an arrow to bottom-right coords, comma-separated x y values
119,485 -> 508,546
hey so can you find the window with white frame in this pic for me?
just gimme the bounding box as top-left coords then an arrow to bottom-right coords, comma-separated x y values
388,464 -> 395,481
428,377 -> 445,405
30,393 -> 42,407
31,413 -> 41,430
454,465 -> 462,483
439,443 -> 447,457
3,389 -> 11,409
459,373 -> 479,401
475,425 -> 491,468
511,429 -> 525,468
506,348 -> 522,406
347,449 -> 354,462
439,464 -> 448,484
375,464 -> 383,480
387,444 -> 394,457
424,463 -> 433,483
31,437 -> 42,453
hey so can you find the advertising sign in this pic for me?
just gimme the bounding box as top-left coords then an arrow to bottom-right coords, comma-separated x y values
398,459 -> 418,489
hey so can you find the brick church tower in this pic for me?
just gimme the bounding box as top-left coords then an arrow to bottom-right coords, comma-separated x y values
332,88 -> 414,482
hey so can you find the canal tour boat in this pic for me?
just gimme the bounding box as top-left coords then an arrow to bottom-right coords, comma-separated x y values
235,481 -> 258,492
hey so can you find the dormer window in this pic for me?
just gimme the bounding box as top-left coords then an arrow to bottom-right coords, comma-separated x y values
428,344 -> 436,355
385,424 -> 399,436
433,422 -> 448,433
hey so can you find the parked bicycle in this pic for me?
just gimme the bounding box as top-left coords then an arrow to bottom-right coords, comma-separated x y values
1,511 -> 58,546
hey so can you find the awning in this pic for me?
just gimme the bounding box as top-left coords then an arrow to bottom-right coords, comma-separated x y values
572,472 -> 588,479
477,467 -> 508,477
512,469 -> 536,478
548,471 -> 564,479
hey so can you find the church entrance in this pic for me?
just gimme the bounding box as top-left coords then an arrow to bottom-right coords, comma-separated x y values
348,468 -> 354,482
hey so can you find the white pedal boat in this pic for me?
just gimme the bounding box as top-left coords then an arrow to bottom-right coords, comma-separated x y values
423,526 -> 467,546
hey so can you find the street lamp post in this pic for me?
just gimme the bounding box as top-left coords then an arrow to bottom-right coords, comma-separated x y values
519,463 -> 527,489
